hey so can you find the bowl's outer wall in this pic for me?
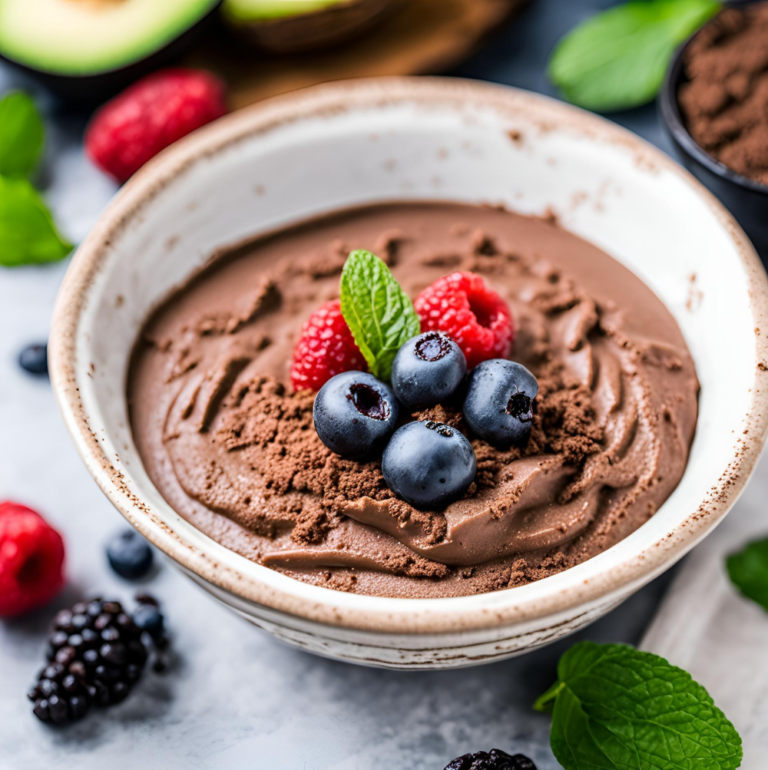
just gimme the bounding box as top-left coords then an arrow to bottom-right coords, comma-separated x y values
182,564 -> 626,669
50,78 -> 768,667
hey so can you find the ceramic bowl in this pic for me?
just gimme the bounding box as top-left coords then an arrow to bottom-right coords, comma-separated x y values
50,77 -> 768,669
660,2 -> 768,260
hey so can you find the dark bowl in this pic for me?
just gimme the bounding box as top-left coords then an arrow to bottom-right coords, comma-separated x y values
659,9 -> 768,260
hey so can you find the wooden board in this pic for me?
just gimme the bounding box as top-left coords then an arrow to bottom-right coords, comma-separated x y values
185,0 -> 530,110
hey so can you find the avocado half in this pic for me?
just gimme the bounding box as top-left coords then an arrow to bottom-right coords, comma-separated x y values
222,0 -> 400,54
0,0 -> 222,101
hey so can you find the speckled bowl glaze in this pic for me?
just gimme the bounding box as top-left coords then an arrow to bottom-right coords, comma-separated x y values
50,78 -> 768,669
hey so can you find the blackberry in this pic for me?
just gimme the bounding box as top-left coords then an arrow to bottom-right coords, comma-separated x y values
30,598 -> 149,725
444,750 -> 537,770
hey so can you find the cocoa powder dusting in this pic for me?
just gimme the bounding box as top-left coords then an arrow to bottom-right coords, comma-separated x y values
216,376 -> 393,514
217,363 -> 604,516
679,4 -> 768,185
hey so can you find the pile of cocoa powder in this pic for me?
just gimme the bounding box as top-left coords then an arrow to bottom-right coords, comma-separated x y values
679,4 -> 768,185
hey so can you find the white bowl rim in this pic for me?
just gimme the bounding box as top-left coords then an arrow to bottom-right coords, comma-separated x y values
50,76 -> 768,635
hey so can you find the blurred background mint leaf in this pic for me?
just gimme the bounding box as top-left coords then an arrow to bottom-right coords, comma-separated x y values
0,176 -> 73,267
0,91 -> 45,178
549,0 -> 721,112
0,90 -> 73,267
727,536 -> 768,613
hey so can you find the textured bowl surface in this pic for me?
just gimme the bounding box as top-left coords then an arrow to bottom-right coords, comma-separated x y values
50,78 -> 768,668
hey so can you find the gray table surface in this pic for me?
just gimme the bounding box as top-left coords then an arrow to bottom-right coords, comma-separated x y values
0,2 -> 762,768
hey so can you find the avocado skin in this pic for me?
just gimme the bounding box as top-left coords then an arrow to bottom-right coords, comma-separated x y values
0,2 -> 223,106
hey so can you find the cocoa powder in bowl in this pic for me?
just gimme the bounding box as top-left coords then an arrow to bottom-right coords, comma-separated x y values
678,3 -> 768,186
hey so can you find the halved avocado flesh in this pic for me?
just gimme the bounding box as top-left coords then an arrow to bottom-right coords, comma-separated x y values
223,0 -> 351,23
0,0 -> 220,76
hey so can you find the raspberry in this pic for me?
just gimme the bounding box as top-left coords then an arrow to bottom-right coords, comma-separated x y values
414,272 -> 514,369
0,502 -> 65,618
290,299 -> 366,392
85,68 -> 228,183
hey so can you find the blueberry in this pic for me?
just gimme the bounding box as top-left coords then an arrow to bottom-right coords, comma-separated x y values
132,604 -> 165,640
463,359 -> 538,447
106,530 -> 154,580
391,332 -> 467,409
18,343 -> 48,376
313,371 -> 400,458
382,421 -> 476,509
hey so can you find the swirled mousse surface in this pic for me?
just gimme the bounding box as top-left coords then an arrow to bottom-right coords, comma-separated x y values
128,202 -> 699,598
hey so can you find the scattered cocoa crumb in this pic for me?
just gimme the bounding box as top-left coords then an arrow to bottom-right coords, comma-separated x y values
215,377 -> 393,511
541,207 -> 559,225
472,230 -> 498,256
374,229 -> 407,266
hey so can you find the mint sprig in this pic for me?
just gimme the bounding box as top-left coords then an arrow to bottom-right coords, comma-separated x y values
340,250 -> 420,381
0,91 -> 72,268
549,0 -> 721,112
0,176 -> 73,267
535,642 -> 742,770
0,91 -> 45,179
727,536 -> 768,613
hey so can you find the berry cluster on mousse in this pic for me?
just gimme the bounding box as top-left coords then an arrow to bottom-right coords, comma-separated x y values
290,250 -> 539,511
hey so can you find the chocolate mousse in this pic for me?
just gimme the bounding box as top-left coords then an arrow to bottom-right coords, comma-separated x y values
679,3 -> 768,185
128,202 -> 699,598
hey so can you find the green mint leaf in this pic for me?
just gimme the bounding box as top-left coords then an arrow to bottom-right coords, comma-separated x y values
340,250 -> 420,381
533,681 -> 563,714
0,176 -> 73,267
549,0 -> 721,112
0,91 -> 45,178
727,536 -> 768,612
538,642 -> 743,770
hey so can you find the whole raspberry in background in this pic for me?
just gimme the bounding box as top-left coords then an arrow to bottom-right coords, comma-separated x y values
291,299 -> 367,392
85,68 -> 228,183
415,272 -> 514,369
0,502 -> 65,618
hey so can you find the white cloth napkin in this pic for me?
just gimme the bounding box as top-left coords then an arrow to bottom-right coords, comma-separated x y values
642,452 -> 768,767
